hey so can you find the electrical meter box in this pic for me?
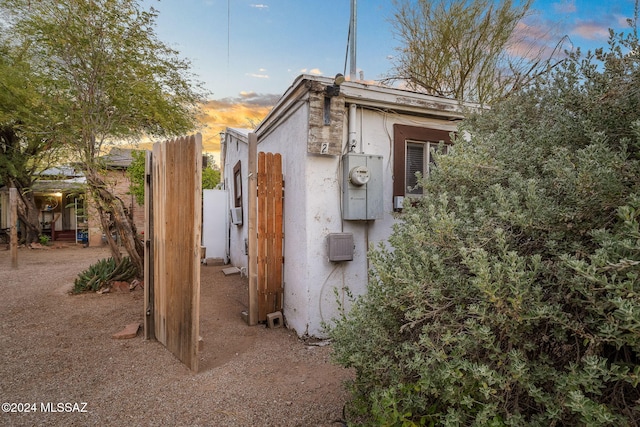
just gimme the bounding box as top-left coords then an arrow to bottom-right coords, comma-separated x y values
342,153 -> 383,220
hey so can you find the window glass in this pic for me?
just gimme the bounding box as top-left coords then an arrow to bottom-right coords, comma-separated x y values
233,161 -> 242,208
406,143 -> 424,195
405,141 -> 448,195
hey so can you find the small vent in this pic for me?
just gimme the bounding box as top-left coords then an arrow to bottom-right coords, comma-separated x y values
327,233 -> 354,262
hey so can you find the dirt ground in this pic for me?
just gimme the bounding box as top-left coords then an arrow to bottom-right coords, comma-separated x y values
0,244 -> 353,426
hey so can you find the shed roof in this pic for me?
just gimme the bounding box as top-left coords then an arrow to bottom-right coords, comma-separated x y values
225,127 -> 251,141
99,147 -> 136,168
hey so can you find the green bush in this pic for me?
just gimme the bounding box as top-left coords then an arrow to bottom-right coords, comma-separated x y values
330,22 -> 640,426
73,257 -> 137,293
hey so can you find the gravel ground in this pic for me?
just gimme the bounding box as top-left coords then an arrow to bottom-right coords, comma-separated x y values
0,245 -> 353,426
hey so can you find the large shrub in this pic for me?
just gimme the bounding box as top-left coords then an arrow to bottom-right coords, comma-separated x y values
330,22 -> 640,426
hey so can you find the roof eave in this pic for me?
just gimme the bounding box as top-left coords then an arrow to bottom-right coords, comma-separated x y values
254,74 -> 478,137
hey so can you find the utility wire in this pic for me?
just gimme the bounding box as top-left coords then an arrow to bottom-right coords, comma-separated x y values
343,11 -> 351,77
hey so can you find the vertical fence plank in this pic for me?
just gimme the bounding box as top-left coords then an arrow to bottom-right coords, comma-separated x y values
247,134 -> 259,325
10,188 -> 18,269
265,153 -> 274,315
144,151 -> 154,340
257,152 -> 267,322
153,141 -> 167,345
272,154 -> 284,311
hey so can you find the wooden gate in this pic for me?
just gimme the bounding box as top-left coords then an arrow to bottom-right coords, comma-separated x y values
257,152 -> 284,322
144,134 -> 202,372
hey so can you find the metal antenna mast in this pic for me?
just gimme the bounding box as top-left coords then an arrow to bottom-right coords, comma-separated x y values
349,0 -> 357,81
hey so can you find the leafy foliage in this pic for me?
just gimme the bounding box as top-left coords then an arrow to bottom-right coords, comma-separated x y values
127,150 -> 146,206
0,36 -> 70,242
330,11 -> 640,426
202,153 -> 221,190
73,257 -> 137,293
127,150 -> 220,206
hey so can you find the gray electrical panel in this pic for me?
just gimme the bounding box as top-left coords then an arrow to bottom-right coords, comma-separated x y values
342,153 -> 383,220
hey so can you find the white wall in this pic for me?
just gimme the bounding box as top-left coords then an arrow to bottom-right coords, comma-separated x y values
260,103 -> 459,337
202,189 -> 227,260
257,101 -> 312,335
223,132 -> 249,270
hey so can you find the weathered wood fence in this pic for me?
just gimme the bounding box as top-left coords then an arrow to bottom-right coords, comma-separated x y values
144,134 -> 202,372
256,152 -> 284,322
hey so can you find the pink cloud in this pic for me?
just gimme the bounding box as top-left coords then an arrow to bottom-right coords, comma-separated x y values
507,20 -> 567,61
572,20 -> 610,40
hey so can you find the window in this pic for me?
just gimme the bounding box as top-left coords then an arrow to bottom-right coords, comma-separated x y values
393,124 -> 453,200
233,161 -> 242,208
405,141 -> 449,195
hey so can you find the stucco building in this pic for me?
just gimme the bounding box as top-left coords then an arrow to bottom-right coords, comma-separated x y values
222,74 -> 475,337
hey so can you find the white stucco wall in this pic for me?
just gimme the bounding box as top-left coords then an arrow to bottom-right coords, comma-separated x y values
202,189 -> 227,260
222,131 -> 249,271
260,103 -> 459,337
257,101 -> 312,334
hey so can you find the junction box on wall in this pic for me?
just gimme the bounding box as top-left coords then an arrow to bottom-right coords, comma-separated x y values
342,153 -> 383,220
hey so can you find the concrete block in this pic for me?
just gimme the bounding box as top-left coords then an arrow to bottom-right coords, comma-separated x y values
266,311 -> 283,329
222,267 -> 241,276
241,310 -> 248,324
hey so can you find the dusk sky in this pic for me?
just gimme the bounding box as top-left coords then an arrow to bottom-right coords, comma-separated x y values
140,0 -> 638,154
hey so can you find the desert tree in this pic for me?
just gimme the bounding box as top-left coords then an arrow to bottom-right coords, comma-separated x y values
0,37 -> 70,243
1,0 -> 207,273
387,0 -> 566,105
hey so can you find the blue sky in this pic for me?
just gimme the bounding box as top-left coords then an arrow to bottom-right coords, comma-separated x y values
144,0 -> 637,104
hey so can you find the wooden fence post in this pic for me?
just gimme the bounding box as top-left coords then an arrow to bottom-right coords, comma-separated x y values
144,150 -> 154,340
10,187 -> 18,269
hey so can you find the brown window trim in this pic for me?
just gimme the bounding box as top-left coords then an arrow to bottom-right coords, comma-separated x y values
393,124 -> 453,199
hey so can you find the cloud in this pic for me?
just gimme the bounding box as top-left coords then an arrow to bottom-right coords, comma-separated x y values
196,94 -> 280,157
617,14 -> 633,28
250,4 -> 269,9
572,20 -> 610,40
123,94 -> 279,161
236,91 -> 281,106
246,72 -> 269,79
300,68 -> 323,76
553,0 -> 576,14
